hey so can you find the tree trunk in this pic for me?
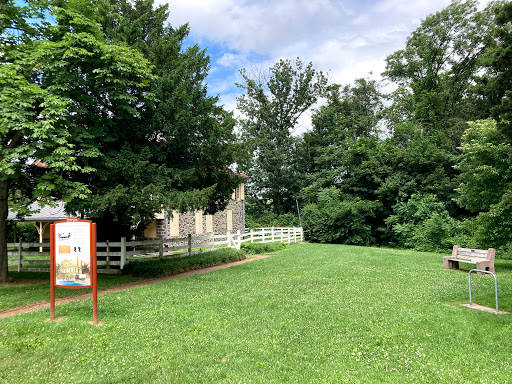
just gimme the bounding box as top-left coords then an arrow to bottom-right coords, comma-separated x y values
0,179 -> 12,283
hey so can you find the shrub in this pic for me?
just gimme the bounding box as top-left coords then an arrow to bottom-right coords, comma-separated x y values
302,187 -> 380,245
241,241 -> 287,255
410,212 -> 457,252
123,248 -> 246,278
7,222 -> 38,243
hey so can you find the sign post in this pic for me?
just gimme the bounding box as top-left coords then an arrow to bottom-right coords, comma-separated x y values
50,219 -> 98,324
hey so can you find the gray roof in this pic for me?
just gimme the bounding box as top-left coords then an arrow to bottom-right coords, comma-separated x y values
7,201 -> 74,222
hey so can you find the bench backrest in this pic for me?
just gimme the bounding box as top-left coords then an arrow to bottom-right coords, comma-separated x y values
452,245 -> 495,262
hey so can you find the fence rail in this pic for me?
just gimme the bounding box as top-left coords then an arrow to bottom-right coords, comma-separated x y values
7,227 -> 303,274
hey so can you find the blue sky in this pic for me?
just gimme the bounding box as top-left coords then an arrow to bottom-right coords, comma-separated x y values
158,0 -> 492,131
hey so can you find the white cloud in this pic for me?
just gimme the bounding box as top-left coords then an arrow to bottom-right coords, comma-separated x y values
157,0 -> 494,121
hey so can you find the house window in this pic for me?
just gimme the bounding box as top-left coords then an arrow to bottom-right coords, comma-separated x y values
227,209 -> 233,232
169,211 -> 179,237
195,211 -> 203,234
206,214 -> 213,233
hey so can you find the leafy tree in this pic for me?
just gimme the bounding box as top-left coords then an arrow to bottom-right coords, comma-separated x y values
237,58 -> 328,216
64,0 -> 242,238
301,79 -> 383,197
383,0 -> 497,147
0,0 -> 153,282
479,1 -> 512,140
455,119 -> 512,249
300,79 -> 388,244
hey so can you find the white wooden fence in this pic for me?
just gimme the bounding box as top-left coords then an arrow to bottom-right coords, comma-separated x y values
7,227 -> 303,274
229,227 -> 304,249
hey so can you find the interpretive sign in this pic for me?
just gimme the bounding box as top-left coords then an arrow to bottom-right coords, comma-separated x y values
50,218 -> 98,323
55,220 -> 92,287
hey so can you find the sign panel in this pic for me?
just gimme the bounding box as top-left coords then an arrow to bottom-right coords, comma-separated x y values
54,221 -> 92,288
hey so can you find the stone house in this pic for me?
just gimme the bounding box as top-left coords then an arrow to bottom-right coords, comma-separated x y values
143,174 -> 247,239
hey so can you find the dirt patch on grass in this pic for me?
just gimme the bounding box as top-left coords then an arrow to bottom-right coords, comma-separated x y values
0,254 -> 270,319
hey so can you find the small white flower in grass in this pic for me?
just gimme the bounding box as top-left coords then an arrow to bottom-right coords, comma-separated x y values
118,297 -> 121,300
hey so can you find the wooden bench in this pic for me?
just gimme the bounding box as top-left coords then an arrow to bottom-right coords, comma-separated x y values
443,245 -> 495,273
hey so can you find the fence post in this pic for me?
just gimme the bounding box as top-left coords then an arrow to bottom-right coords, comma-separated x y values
237,230 -> 241,250
120,237 -> 126,270
271,227 -> 275,242
18,239 -> 22,273
288,228 -> 291,244
227,231 -> 231,248
106,240 -> 111,270
250,229 -> 254,243
281,227 -> 284,242
211,232 -> 215,251
188,234 -> 192,256
159,237 -> 164,258
262,228 -> 265,243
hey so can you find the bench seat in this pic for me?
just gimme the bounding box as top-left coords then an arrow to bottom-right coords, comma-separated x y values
443,246 -> 495,273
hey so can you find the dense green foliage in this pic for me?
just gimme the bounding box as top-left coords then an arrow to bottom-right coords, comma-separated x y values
241,0 -> 512,256
1,0 -> 241,281
6,222 -> 38,243
240,241 -> 287,255
122,248 -> 245,278
237,58 -> 327,216
0,0 -> 153,281
65,0 -> 241,238
1,244 -> 512,382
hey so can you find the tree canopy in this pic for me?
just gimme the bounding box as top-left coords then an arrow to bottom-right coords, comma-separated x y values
0,0 -> 241,282
236,58 -> 327,216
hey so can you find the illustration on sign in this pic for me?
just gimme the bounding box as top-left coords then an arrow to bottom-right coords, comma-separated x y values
55,222 -> 91,287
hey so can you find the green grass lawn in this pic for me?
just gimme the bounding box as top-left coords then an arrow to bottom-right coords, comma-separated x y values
0,273 -> 144,311
1,243 -> 511,383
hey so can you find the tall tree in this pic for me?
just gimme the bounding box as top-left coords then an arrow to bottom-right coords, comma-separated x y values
64,0 -> 241,237
302,79 -> 383,200
479,1 -> 512,139
0,0 -> 153,282
383,0 -> 497,146
237,58 -> 327,215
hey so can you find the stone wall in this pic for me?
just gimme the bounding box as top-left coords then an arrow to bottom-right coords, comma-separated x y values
152,199 -> 245,239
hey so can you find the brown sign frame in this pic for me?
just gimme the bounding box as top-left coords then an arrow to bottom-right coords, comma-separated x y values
50,218 -> 98,323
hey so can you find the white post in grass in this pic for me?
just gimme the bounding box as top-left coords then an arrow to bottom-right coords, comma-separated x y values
250,229 -> 254,243
271,227 -> 275,242
237,230 -> 241,250
262,228 -> 265,243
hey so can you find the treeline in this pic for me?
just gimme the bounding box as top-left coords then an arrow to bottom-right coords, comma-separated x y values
237,0 -> 512,256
